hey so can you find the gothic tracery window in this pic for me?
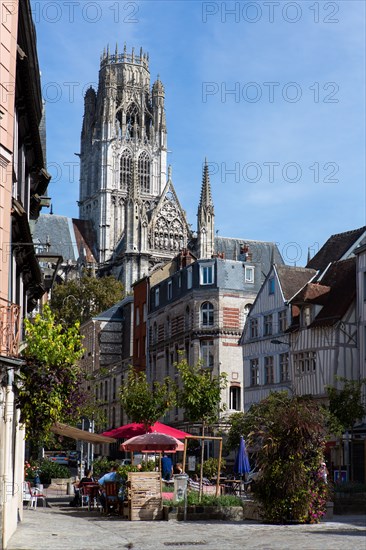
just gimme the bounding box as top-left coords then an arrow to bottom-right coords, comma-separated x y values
138,151 -> 151,193
126,103 -> 140,139
120,149 -> 131,189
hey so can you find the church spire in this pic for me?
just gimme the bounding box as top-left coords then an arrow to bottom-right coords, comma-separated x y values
197,160 -> 215,259
199,158 -> 213,209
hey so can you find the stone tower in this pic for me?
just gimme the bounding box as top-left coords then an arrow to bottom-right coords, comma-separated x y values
78,45 -> 190,291
197,160 -> 215,258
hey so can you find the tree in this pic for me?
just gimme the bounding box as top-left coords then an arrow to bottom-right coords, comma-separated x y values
50,273 -> 124,327
17,305 -> 85,451
119,367 -> 176,430
223,411 -> 247,454
245,392 -> 329,523
176,358 -> 227,498
326,377 -> 366,433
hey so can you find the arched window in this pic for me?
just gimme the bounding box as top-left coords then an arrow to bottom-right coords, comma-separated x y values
138,151 -> 151,193
229,386 -> 241,411
126,103 -> 140,138
201,302 -> 214,327
120,149 -> 131,189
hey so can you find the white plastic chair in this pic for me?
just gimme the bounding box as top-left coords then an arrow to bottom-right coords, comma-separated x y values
24,482 -> 46,509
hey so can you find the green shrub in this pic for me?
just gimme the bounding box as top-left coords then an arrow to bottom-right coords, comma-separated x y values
38,460 -> 69,484
164,493 -> 243,507
196,457 -> 226,479
92,457 -> 114,478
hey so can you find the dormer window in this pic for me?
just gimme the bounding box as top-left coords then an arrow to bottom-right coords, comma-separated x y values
303,306 -> 311,326
200,263 -> 214,285
245,266 -> 254,283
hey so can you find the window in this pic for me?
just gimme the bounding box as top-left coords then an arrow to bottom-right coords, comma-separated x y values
126,103 -> 140,138
245,266 -> 255,283
230,386 -> 241,410
167,280 -> 172,300
166,316 -> 171,338
187,266 -> 193,289
268,277 -> 275,294
135,307 -> 140,326
250,358 -> 259,386
200,340 -> 214,368
138,151 -> 151,193
278,310 -> 287,333
120,149 -> 131,189
264,314 -> 273,336
155,287 -> 160,307
250,318 -> 258,338
280,353 -> 289,382
264,356 -> 274,385
143,303 -> 147,322
178,273 -> 182,288
294,351 -> 316,373
201,302 -> 214,327
200,264 -> 214,285
104,381 -> 108,401
112,378 -> 117,400
243,304 -> 252,326
303,306 -> 311,327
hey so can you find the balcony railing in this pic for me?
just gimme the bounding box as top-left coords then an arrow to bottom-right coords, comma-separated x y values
0,298 -> 21,357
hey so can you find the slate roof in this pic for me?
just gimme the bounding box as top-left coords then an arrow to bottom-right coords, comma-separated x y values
94,296 -> 133,322
290,257 -> 356,328
33,214 -> 97,263
306,226 -> 366,271
275,265 -> 317,301
214,236 -> 283,274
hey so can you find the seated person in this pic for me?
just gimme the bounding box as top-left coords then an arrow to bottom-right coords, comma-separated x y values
98,464 -> 123,513
173,463 -> 183,475
161,453 -> 173,481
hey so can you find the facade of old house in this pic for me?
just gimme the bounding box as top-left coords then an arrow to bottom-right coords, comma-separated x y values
241,265 -> 317,410
0,0 -> 50,546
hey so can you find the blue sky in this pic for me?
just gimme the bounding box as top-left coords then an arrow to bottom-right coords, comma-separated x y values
32,0 -> 365,265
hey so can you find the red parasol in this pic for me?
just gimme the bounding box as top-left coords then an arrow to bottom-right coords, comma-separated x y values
102,421 -> 189,440
120,432 -> 184,452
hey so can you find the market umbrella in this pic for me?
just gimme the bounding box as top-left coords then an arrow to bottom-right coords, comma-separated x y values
120,432 -> 183,452
102,421 -> 189,440
234,436 -> 251,478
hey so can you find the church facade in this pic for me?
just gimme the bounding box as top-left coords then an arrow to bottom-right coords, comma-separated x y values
78,46 -> 213,291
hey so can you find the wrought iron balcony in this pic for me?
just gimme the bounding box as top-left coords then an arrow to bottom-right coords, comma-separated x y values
0,298 -> 21,357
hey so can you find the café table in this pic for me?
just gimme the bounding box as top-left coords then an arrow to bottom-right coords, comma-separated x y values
222,479 -> 243,496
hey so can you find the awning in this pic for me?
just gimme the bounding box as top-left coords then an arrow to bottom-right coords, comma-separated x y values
51,422 -> 117,444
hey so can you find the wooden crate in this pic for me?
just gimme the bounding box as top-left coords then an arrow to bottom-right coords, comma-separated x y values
127,472 -> 163,521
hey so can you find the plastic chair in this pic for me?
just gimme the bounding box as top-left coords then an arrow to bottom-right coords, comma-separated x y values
24,482 -> 46,509
80,483 -> 100,511
103,482 -> 120,515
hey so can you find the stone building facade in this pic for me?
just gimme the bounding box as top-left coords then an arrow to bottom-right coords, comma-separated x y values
147,246 -> 283,424
0,0 -> 50,546
80,297 -> 133,439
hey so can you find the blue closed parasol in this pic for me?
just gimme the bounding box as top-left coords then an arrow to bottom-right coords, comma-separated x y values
234,436 -> 251,477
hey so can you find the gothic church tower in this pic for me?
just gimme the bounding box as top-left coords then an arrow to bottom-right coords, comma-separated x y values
78,45 -> 190,290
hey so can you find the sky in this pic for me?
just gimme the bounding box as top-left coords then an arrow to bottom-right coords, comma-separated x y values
32,0 -> 365,266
